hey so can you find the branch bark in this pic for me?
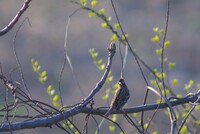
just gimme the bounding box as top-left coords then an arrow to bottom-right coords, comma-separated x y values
0,0 -> 32,36
1,90 -> 199,132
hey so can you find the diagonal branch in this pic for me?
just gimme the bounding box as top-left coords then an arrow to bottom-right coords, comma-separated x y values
82,42 -> 116,105
0,0 -> 32,36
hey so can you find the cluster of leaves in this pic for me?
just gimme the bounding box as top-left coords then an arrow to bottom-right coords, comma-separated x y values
79,0 -> 128,42
31,59 -> 79,133
31,59 -> 60,108
150,27 -> 176,97
150,27 -> 200,133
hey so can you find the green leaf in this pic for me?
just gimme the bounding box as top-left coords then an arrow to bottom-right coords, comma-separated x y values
98,64 -> 105,71
180,125 -> 187,134
91,0 -> 97,7
168,62 -> 175,69
106,76 -> 113,83
41,71 -> 47,77
102,94 -> 109,101
34,61 -> 39,67
62,122 -> 67,127
33,66 -> 38,72
96,59 -> 103,65
109,125 -> 115,132
152,131 -> 157,134
111,114 -> 117,121
122,34 -> 129,40
133,113 -> 138,118
80,0 -> 87,6
164,40 -> 171,48
171,79 -> 178,86
144,123 -> 148,130
189,80 -> 194,85
93,52 -> 98,58
53,102 -> 60,108
195,105 -> 199,110
159,29 -> 164,35
155,48 -> 162,55
111,34 -> 117,41
88,11 -> 96,17
176,94 -> 182,98
151,35 -> 159,42
47,85 -> 52,91
53,95 -> 59,101
101,22 -> 107,28
112,83 -> 118,90
114,23 -> 120,30
153,27 -> 159,33
98,8 -> 105,15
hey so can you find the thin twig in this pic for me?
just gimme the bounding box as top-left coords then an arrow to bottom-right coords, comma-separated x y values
13,17 -> 32,99
177,90 -> 200,134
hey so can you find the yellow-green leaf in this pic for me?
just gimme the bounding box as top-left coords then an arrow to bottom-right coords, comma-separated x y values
109,125 -> 115,132
53,95 -> 59,101
98,64 -> 105,71
80,0 -> 87,6
176,94 -> 182,98
101,22 -> 107,28
159,29 -> 164,35
88,11 -> 96,17
189,80 -> 194,85
195,105 -> 199,111
155,48 -> 162,55
98,8 -> 105,15
164,40 -> 171,48
153,27 -> 159,33
122,34 -> 129,40
171,79 -> 178,86
111,34 -> 117,41
151,35 -> 159,42
91,0 -> 97,7
41,71 -> 47,77
102,94 -> 109,100
168,62 -> 175,69
133,112 -> 138,118
180,125 -> 187,134
114,23 -> 120,30
47,85 -> 52,91
152,131 -> 157,134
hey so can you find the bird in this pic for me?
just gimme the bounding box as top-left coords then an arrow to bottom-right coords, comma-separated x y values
105,78 -> 130,117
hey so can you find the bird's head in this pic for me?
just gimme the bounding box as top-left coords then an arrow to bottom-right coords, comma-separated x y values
118,78 -> 126,86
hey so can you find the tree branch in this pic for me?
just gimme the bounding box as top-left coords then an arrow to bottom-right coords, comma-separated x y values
0,0 -> 32,36
82,90 -> 200,115
0,42 -> 116,132
1,90 -> 199,132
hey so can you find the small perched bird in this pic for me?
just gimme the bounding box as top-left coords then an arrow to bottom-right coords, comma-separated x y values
105,78 -> 130,117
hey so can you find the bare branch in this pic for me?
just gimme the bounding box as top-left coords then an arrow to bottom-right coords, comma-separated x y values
0,0 -> 32,36
82,42 -> 116,105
